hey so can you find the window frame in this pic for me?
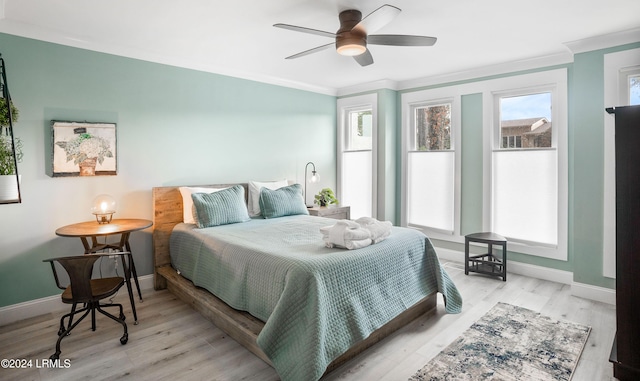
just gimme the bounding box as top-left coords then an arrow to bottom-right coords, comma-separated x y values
603,48 -> 640,278
337,93 -> 378,219
484,70 -> 568,260
401,89 -> 461,240
618,66 -> 640,106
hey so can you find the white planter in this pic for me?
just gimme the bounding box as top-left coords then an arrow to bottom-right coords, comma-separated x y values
0,174 -> 21,202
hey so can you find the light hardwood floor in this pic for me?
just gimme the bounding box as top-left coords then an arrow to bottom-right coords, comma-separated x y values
0,261 -> 616,381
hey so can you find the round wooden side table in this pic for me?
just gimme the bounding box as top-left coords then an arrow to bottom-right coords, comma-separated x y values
55,218 -> 153,323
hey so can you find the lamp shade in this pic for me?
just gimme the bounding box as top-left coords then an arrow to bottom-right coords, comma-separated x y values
309,170 -> 320,183
91,194 -> 116,224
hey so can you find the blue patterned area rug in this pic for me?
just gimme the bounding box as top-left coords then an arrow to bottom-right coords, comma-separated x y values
409,302 -> 591,381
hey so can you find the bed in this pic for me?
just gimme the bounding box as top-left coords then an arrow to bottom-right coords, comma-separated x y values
152,183 -> 461,381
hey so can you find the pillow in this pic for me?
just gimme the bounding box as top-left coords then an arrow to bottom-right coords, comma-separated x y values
191,185 -> 250,228
248,179 -> 288,217
259,183 -> 309,219
178,186 -> 229,224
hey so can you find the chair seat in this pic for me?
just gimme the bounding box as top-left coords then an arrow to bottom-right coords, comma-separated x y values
61,277 -> 124,303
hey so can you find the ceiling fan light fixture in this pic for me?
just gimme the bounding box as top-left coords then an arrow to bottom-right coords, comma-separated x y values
335,32 -> 367,56
336,43 -> 367,56
275,5 -> 437,66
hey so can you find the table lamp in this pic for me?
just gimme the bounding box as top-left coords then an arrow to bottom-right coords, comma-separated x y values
304,162 -> 320,207
91,194 -> 116,224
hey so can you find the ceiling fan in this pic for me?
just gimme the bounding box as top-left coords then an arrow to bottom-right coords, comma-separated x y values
274,4 -> 437,67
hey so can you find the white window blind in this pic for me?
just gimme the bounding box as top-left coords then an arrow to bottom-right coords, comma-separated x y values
341,150 -> 373,219
407,151 -> 455,232
492,149 -> 558,245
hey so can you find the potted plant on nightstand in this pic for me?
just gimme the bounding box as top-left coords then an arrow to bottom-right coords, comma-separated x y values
314,188 -> 339,207
0,97 -> 21,202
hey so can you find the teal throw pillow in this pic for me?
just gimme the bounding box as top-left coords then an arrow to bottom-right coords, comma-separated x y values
259,183 -> 309,219
191,184 -> 250,228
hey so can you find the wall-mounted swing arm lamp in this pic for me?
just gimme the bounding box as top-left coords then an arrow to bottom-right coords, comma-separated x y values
304,162 -> 320,207
0,53 -> 22,204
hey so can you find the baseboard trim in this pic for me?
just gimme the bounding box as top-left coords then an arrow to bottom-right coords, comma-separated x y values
0,274 -> 154,327
571,281 -> 616,305
435,248 -> 615,305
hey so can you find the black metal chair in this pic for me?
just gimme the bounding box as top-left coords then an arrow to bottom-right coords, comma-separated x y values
44,253 -> 129,360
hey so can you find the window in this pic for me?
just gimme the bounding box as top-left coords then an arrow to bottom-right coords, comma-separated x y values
337,94 -> 377,219
414,103 -> 451,151
629,73 -> 640,105
347,110 -> 372,150
402,91 -> 460,238
499,93 -> 552,149
492,90 -> 557,247
484,69 -> 567,260
502,135 -> 521,148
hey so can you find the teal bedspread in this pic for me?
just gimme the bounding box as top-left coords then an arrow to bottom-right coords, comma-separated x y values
170,215 -> 462,381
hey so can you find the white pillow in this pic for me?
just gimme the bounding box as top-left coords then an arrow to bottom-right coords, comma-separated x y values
178,186 -> 229,224
248,179 -> 288,217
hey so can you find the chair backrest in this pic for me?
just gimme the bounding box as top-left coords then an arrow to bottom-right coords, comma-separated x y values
50,255 -> 100,303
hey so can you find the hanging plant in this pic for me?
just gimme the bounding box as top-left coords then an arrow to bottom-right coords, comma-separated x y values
0,97 -> 21,176
0,134 -> 22,175
0,97 -> 19,126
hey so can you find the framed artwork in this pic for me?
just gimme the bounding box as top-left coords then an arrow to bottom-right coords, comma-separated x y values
51,121 -> 117,177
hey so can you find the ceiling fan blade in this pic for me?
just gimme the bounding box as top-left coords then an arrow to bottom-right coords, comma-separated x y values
285,42 -> 334,59
352,4 -> 401,35
273,23 -> 336,39
353,49 -> 374,67
368,34 -> 437,46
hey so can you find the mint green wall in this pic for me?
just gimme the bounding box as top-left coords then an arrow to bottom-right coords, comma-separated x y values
0,33 -> 336,307
376,89 -> 397,223
460,93 -> 483,235
569,42 -> 640,289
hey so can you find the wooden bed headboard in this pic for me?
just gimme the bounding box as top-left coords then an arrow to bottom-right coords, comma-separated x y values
151,183 -> 248,289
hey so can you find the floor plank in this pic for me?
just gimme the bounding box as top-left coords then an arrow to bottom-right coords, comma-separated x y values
0,261 -> 616,380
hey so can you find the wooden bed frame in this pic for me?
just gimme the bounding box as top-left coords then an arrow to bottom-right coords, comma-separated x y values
152,184 -> 437,375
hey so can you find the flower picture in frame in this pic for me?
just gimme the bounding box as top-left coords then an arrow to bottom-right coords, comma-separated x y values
52,121 -> 117,176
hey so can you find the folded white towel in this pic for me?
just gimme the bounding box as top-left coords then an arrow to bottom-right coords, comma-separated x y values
319,220 -> 370,241
324,237 -> 372,250
320,220 -> 372,249
355,217 -> 392,243
320,217 -> 392,250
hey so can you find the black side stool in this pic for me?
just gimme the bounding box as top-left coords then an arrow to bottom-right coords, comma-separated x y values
465,232 -> 507,281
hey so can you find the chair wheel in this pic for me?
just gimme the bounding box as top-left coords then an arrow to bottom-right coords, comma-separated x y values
120,333 -> 128,345
50,353 -> 59,361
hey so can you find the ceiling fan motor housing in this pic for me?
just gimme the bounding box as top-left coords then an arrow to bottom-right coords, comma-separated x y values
336,10 -> 367,56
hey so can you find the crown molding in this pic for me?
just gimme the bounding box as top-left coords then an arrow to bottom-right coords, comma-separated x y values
396,52 -> 573,91
564,27 -> 640,54
336,79 -> 399,97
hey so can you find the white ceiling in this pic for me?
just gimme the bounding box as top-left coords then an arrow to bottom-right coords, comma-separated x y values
1,0 -> 639,95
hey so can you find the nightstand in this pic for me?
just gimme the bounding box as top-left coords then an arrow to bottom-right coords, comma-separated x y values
307,205 -> 350,220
